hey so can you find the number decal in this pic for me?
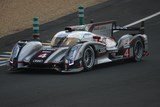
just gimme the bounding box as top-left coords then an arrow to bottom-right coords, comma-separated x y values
38,53 -> 47,58
124,49 -> 130,58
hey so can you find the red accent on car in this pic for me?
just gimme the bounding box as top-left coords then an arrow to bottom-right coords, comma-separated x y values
33,35 -> 40,39
93,36 -> 101,42
17,61 -> 24,63
110,36 -> 116,41
143,51 -> 149,56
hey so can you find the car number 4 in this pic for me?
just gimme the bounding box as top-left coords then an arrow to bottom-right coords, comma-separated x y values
38,53 -> 47,58
124,49 -> 130,58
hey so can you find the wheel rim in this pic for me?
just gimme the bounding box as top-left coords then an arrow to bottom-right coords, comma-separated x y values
135,41 -> 143,59
83,48 -> 94,68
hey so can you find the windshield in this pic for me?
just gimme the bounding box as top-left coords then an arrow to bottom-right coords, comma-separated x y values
51,37 -> 80,46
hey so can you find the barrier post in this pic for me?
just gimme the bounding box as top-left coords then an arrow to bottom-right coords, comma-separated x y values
78,5 -> 84,25
33,17 -> 40,39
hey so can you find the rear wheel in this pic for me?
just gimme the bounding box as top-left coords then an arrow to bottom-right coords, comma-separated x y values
82,46 -> 95,71
133,38 -> 144,62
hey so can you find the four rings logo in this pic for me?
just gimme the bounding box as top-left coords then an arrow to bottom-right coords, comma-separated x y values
33,59 -> 43,63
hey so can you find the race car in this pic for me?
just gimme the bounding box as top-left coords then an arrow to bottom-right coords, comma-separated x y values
9,20 -> 149,72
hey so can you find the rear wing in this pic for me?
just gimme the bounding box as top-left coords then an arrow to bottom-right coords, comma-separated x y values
113,21 -> 145,34
65,20 -> 145,37
65,20 -> 114,37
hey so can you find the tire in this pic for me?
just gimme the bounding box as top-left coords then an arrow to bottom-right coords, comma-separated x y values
82,46 -> 95,71
133,38 -> 144,62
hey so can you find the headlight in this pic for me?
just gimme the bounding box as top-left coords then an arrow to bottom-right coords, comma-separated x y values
68,45 -> 81,65
11,44 -> 20,60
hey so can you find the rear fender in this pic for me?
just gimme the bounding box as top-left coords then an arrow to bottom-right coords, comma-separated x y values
130,34 -> 148,51
117,34 -> 133,49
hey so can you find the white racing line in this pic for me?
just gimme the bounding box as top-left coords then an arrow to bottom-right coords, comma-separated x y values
0,11 -> 160,67
0,61 -> 9,67
124,11 -> 160,28
0,54 -> 10,66
0,55 -> 11,57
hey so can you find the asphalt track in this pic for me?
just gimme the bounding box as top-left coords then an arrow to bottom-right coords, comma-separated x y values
0,0 -> 160,107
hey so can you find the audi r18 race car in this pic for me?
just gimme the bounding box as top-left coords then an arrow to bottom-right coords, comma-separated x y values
9,20 -> 149,72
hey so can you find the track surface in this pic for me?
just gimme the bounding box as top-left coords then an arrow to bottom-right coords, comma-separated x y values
0,0 -> 160,106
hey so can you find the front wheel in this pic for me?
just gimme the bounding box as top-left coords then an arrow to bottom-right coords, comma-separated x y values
133,38 -> 144,62
82,46 -> 95,71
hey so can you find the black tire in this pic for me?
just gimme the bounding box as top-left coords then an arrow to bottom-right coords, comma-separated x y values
133,38 -> 144,62
82,46 -> 95,71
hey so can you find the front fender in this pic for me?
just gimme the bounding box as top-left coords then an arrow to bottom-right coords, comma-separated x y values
75,41 -> 106,60
10,41 -> 27,62
18,41 -> 42,61
10,41 -> 42,68
65,41 -> 106,66
65,43 -> 83,65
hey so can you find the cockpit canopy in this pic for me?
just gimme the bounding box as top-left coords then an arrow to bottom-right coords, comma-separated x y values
51,37 -> 80,47
51,30 -> 96,47
51,31 -> 81,47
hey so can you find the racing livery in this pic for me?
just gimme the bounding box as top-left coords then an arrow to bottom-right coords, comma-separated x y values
9,21 -> 149,72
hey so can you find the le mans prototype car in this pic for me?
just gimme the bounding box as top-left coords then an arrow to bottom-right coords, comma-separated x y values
9,21 -> 149,72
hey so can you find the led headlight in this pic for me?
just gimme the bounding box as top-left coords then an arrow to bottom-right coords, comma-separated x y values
68,48 -> 77,65
10,44 -> 20,60
68,45 -> 81,66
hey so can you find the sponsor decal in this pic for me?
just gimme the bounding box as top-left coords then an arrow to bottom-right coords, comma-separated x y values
31,50 -> 54,63
33,59 -> 43,63
38,53 -> 47,58
42,50 -> 52,53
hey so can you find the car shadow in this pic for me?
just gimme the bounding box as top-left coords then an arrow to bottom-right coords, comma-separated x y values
8,59 -> 143,75
91,59 -> 144,72
8,68 -> 82,75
